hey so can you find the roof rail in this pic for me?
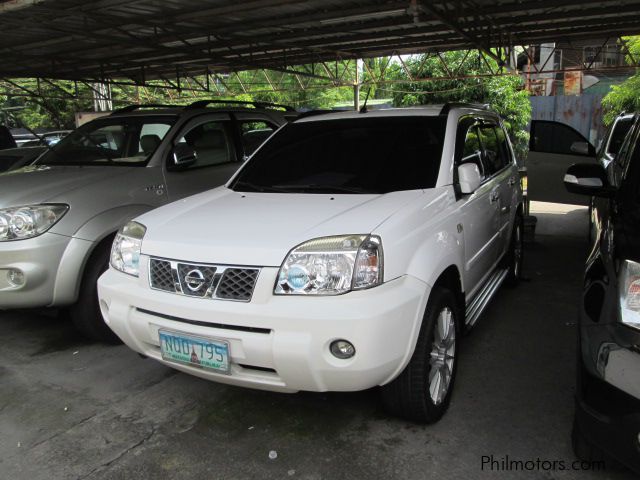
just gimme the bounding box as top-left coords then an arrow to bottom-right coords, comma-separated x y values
439,103 -> 491,115
186,99 -> 296,112
111,104 -> 179,114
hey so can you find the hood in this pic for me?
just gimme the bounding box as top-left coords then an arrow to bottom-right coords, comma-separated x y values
140,187 -> 431,266
0,165 -> 133,206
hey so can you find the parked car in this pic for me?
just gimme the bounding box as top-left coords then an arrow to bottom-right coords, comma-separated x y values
564,112 -> 640,473
20,130 -> 71,147
0,125 -> 17,150
98,104 -> 524,423
0,146 -> 46,172
0,100 -> 290,341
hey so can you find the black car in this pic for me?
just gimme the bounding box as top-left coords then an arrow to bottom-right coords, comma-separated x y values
0,146 -> 45,172
564,113 -> 640,473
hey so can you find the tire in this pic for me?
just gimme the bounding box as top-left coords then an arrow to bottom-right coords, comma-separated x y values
380,287 -> 460,423
503,213 -> 523,286
69,240 -> 121,344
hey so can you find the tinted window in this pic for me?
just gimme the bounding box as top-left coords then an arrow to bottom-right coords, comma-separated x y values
38,117 -> 175,166
530,121 -> 589,155
240,121 -> 277,157
177,121 -> 235,168
608,118 -> 634,156
231,117 -> 447,194
460,125 -> 485,178
478,125 -> 502,175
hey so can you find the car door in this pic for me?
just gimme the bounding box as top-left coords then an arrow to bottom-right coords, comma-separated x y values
527,120 -> 597,205
163,113 -> 243,201
477,121 -> 519,257
456,117 -> 502,297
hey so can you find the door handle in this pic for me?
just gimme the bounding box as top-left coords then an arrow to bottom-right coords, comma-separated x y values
501,205 -> 511,214
508,176 -> 518,186
489,191 -> 500,204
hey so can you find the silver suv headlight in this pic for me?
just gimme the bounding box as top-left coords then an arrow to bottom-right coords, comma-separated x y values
619,259 -> 640,331
111,221 -> 146,277
275,235 -> 383,295
0,204 -> 69,241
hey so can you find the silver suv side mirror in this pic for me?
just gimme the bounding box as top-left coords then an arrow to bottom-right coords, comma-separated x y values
168,144 -> 197,171
458,163 -> 482,194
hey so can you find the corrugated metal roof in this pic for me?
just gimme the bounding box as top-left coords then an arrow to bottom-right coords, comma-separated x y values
1,0 -> 639,81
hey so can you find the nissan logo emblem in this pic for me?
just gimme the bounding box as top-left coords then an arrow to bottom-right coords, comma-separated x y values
184,269 -> 206,292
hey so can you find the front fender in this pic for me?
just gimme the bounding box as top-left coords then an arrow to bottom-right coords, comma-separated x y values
52,204 -> 156,305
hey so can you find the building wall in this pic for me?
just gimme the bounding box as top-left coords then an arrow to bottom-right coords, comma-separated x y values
530,94 -> 605,145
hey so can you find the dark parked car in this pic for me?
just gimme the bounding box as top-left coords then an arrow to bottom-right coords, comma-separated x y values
0,146 -> 45,172
0,125 -> 17,150
564,112 -> 640,473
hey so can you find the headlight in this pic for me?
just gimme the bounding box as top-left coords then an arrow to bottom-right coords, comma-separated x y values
620,260 -> 640,331
275,235 -> 383,295
110,221 -> 146,277
0,204 -> 68,241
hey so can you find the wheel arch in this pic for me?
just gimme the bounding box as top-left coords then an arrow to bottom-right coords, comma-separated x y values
51,204 -> 153,305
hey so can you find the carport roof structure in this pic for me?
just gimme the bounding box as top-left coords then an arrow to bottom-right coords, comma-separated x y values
1,0 -> 640,82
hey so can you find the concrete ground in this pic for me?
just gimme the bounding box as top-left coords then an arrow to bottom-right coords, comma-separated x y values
0,202 -> 636,480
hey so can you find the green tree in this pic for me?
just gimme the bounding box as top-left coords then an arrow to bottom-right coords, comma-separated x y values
389,52 -> 531,161
602,36 -> 640,125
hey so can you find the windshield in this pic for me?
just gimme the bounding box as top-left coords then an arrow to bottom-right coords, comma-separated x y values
37,116 -> 175,166
230,116 -> 447,194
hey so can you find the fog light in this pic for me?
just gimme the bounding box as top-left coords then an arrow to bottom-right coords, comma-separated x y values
7,269 -> 24,287
330,340 -> 355,359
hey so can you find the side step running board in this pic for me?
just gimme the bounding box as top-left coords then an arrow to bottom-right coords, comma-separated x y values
465,268 -> 509,329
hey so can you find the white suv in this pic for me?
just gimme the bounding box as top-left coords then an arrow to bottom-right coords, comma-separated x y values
98,104 -> 523,423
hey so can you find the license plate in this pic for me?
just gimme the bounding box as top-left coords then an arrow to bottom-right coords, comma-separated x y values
159,330 -> 230,374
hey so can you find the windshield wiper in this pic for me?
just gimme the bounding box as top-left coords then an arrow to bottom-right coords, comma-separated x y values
272,184 -> 373,194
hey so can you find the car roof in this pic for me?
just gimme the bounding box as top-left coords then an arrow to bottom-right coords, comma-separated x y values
293,104 -> 497,123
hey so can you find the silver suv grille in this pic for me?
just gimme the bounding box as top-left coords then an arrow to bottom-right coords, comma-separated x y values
149,258 -> 259,302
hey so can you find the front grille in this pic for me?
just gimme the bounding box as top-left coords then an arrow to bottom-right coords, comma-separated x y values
148,257 -> 260,302
149,259 -> 175,292
217,268 -> 259,301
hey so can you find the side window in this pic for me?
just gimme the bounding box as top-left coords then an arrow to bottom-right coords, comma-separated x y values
478,124 -> 501,176
460,125 -> 486,179
530,120 -> 591,155
176,121 -> 235,169
240,120 -> 277,157
609,118 -> 634,158
494,126 -> 513,168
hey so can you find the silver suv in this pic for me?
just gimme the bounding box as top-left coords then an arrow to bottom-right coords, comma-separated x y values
0,100 -> 290,341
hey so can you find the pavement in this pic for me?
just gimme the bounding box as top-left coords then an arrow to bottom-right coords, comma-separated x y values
0,202 -> 636,480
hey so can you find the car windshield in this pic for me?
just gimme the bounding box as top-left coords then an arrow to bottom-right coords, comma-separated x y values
37,116 -> 175,166
231,116 -> 447,194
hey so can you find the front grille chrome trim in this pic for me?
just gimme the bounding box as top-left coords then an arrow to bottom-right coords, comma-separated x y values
149,257 -> 260,302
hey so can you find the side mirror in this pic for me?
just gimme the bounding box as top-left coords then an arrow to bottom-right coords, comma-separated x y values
458,163 -> 482,194
564,163 -> 613,197
168,144 -> 197,171
570,141 -> 591,156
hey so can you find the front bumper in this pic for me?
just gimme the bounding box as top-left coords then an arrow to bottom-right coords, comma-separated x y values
98,258 -> 429,393
577,311 -> 640,472
0,232 -> 92,309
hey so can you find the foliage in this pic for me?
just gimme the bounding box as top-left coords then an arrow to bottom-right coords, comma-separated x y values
602,36 -> 640,125
388,51 -> 531,161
